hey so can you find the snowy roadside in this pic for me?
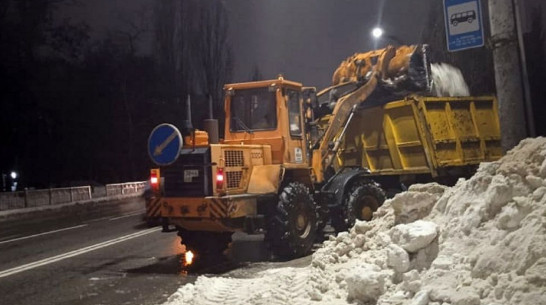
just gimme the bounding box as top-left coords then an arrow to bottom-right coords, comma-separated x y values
163,137 -> 546,305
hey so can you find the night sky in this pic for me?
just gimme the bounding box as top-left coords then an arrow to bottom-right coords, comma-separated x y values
61,0 -> 546,89
226,0 -> 429,88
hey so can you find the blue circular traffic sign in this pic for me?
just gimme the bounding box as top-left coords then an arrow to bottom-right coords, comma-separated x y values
148,123 -> 183,166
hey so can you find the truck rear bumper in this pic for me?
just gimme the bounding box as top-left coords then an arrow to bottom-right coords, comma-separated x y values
160,194 -> 261,232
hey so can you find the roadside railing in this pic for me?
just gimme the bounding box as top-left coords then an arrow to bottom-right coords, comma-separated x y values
105,182 -> 146,197
0,182 -> 146,211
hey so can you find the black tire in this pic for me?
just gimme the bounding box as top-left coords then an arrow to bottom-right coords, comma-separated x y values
331,180 -> 386,233
452,20 -> 458,26
347,181 -> 386,226
177,228 -> 232,256
330,180 -> 364,233
266,182 -> 318,258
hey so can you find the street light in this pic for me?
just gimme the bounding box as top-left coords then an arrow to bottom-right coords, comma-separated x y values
372,27 -> 383,39
371,27 -> 404,45
9,171 -> 18,192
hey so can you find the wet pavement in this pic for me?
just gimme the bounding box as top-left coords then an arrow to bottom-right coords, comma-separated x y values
0,197 -> 314,305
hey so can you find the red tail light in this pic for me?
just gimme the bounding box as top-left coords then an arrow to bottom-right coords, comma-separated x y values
150,169 -> 160,192
216,168 -> 224,190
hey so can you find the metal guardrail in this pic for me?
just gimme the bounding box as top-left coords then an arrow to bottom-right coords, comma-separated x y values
105,182 -> 146,197
0,182 -> 146,211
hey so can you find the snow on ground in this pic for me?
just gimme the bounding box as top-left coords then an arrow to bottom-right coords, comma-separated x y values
163,137 -> 546,305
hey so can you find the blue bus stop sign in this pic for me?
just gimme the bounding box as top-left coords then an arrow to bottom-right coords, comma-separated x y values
148,123 -> 183,166
444,0 -> 484,52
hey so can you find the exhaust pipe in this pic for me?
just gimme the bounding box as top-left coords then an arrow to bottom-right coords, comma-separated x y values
181,94 -> 194,136
203,95 -> 219,144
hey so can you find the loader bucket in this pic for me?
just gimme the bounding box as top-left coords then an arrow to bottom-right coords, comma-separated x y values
331,44 -> 431,92
317,45 -> 431,117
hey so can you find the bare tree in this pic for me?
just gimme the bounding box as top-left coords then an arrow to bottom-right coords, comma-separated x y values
153,0 -> 192,109
153,0 -> 233,129
112,4 -> 151,55
191,1 -> 233,115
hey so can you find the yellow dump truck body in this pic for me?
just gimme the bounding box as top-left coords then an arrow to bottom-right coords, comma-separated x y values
338,96 -> 502,176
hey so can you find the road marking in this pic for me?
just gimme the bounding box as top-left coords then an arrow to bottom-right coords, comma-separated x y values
109,210 -> 144,221
0,227 -> 161,278
0,224 -> 89,245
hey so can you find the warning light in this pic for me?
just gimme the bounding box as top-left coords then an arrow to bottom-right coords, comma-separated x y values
184,250 -> 194,266
150,168 -> 160,191
216,168 -> 224,190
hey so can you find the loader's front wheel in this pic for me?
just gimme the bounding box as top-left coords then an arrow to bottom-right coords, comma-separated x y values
266,182 -> 318,258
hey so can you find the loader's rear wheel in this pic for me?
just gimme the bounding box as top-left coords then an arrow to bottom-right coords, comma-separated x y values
177,228 -> 232,256
331,180 -> 386,233
266,182 -> 318,258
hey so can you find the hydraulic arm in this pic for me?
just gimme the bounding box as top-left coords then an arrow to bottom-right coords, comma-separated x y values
311,45 -> 431,182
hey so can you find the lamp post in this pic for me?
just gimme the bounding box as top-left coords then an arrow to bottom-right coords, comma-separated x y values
9,171 -> 17,192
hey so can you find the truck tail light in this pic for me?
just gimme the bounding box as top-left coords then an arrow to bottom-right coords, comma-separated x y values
150,174 -> 158,185
216,168 -> 224,190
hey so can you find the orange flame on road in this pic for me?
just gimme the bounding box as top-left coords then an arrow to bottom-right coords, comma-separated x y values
184,250 -> 195,266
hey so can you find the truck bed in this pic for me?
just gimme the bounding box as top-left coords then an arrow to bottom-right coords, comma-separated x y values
338,96 -> 502,177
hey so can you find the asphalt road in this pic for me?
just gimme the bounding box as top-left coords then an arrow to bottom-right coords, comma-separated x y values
0,197 -> 293,305
0,197 -> 194,305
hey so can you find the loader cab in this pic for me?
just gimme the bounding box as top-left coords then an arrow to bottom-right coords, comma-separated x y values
223,77 -> 308,166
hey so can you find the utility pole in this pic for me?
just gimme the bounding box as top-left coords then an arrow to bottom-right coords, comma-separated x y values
488,0 -> 528,151
513,0 -> 535,138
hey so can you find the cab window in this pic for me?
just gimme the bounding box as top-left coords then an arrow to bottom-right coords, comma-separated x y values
287,89 -> 302,137
230,87 -> 277,132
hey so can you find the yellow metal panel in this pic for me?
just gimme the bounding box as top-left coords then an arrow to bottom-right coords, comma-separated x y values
311,149 -> 324,182
349,106 -> 396,172
210,143 -> 273,195
380,111 -> 401,171
385,103 -> 429,170
417,96 -> 501,167
418,99 -> 459,165
161,196 -> 256,220
337,95 -> 501,177
247,164 -> 281,194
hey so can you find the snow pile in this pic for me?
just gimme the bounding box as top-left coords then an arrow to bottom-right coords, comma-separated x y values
163,137 -> 546,305
430,63 -> 470,97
